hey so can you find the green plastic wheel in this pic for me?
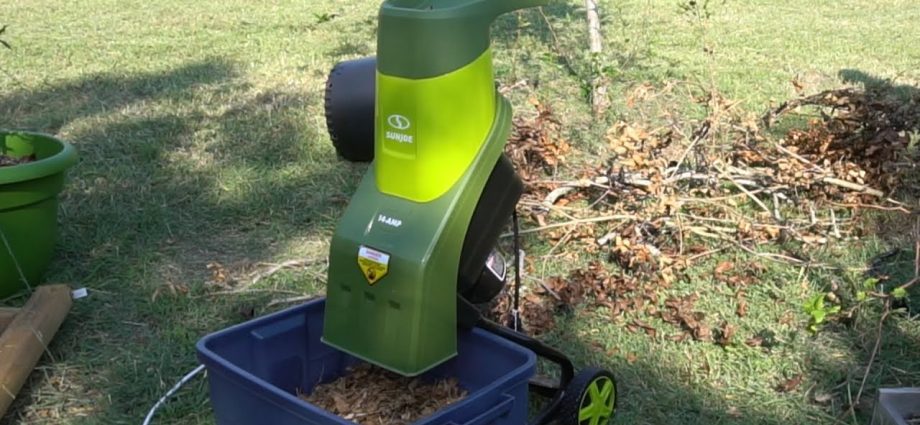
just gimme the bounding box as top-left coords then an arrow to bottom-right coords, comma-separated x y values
557,367 -> 617,425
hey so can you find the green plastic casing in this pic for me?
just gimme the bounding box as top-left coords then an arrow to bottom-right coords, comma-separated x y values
321,0 -> 547,376
0,132 -> 77,296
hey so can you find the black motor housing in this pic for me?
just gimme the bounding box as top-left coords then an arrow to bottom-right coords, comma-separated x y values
458,154 -> 523,304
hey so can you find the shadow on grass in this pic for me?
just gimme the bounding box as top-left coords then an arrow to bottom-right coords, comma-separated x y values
801,245 -> 920,423
0,59 -> 366,423
839,69 -> 920,101
770,69 -> 920,423
0,60 -> 236,133
522,307 -> 823,425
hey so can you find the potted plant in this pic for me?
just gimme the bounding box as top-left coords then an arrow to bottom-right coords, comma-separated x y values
0,131 -> 77,297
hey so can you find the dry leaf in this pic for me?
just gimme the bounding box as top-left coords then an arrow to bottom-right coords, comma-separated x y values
630,319 -> 658,338
776,374 -> 804,393
714,261 -> 734,276
745,336 -> 764,347
207,262 -> 228,284
813,392 -> 834,404
727,406 -> 743,418
736,291 -> 748,318
716,322 -> 736,347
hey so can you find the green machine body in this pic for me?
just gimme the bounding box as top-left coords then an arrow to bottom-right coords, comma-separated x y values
321,0 -> 547,376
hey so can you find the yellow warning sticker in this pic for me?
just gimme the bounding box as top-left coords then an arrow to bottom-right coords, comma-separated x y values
357,245 -> 390,285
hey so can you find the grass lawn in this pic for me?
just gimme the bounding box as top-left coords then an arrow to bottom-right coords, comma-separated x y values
1,0 -> 919,424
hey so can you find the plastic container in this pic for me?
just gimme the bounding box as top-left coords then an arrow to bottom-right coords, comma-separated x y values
0,131 -> 77,296
196,297 -> 536,425
871,388 -> 920,425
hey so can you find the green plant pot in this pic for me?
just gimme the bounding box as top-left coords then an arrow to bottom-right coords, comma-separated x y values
0,131 -> 77,298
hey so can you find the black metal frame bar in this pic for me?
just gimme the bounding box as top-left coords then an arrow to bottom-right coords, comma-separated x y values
476,318 -> 575,425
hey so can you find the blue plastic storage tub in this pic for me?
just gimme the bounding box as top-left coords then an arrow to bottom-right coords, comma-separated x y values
196,297 -> 536,425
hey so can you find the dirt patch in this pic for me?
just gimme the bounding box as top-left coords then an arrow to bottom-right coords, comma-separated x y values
0,154 -> 36,167
298,363 -> 468,425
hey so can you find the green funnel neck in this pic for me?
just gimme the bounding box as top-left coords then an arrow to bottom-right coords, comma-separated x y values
377,0 -> 548,79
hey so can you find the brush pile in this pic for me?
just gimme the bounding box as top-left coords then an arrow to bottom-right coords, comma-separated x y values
491,85 -> 920,338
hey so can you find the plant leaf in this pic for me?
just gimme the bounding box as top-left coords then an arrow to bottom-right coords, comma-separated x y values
804,293 -> 825,313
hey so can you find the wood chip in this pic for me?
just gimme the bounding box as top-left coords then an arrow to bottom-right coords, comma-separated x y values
299,363 -> 467,425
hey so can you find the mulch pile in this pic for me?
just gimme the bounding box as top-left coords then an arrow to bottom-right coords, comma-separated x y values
298,363 -> 468,425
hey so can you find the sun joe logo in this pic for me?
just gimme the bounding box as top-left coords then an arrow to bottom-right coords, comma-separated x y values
385,114 -> 413,144
377,214 -> 403,228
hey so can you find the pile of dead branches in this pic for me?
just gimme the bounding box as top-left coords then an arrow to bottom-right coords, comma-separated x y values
495,85 -> 920,338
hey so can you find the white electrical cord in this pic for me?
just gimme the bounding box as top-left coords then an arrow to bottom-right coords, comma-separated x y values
142,364 -> 206,425
0,227 -> 31,291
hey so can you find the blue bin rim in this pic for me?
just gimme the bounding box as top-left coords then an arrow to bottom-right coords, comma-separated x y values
195,296 -> 537,422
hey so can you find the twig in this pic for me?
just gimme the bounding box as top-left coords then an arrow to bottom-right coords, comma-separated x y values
686,247 -> 727,263
853,299 -> 890,411
884,197 -> 909,208
662,247 -> 727,272
219,259 -> 324,295
503,214 -> 636,237
267,295 -> 318,308
851,220 -> 918,411
596,231 -> 618,246
829,202 -> 913,214
668,120 -> 712,179
731,241 -> 810,266
772,192 -> 782,222
893,235 -> 920,294
725,175 -> 772,216
830,209 -> 841,238
686,226 -> 726,241
773,141 -> 824,173
540,172 -> 723,209
821,177 -> 885,198
762,88 -> 852,128
536,7 -> 580,78
519,200 -> 587,212
680,191 -> 764,203
676,211 -> 685,255
539,228 -> 574,302
249,259 -> 319,287
207,288 -> 302,297
542,178 -> 601,208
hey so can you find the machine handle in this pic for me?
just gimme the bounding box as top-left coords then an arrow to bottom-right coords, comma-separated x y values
376,0 -> 550,79
489,0 -> 551,16
445,394 -> 514,425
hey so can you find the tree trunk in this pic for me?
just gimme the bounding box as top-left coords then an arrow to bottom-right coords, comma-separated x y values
585,0 -> 607,116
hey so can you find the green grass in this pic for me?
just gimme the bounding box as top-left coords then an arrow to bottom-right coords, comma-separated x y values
1,0 -> 919,424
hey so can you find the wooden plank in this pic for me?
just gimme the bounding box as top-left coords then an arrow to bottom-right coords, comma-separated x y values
0,308 -> 18,334
0,285 -> 72,417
